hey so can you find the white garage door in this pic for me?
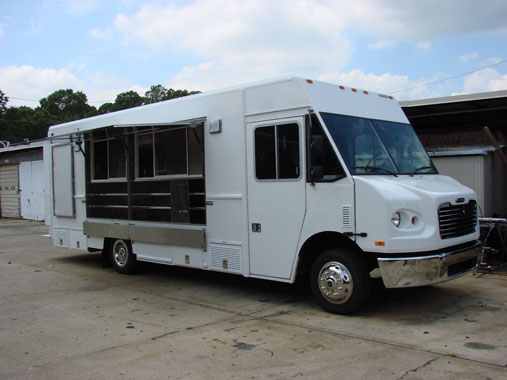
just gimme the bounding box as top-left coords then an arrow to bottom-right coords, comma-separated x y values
0,164 -> 20,218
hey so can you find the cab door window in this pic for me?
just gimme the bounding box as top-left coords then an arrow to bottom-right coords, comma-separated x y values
255,123 -> 300,180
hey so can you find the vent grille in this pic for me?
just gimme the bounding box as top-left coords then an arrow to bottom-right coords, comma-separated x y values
438,200 -> 477,239
54,228 -> 70,247
342,205 -> 352,228
210,243 -> 241,272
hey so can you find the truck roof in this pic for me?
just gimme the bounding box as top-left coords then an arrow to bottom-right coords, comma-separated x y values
48,76 -> 407,137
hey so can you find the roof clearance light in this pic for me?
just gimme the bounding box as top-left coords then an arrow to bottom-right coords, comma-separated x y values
363,90 -> 368,95
339,85 -> 345,90
351,88 -> 357,92
388,96 -> 394,100
306,79 -> 313,84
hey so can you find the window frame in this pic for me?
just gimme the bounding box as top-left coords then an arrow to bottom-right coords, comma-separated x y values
253,121 -> 302,182
135,125 -> 204,181
305,113 -> 347,183
90,137 -> 127,183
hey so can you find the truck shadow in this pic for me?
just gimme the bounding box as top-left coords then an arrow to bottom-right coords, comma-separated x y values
52,252 -> 479,318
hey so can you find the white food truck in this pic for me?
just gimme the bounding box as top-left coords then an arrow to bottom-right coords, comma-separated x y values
45,77 -> 481,314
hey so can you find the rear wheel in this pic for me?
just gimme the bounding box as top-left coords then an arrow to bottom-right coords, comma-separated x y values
110,239 -> 139,274
310,248 -> 370,314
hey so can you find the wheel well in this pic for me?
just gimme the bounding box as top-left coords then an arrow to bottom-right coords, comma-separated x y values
296,232 -> 365,281
103,237 -> 113,252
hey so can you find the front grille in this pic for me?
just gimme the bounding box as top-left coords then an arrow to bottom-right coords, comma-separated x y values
438,200 -> 477,239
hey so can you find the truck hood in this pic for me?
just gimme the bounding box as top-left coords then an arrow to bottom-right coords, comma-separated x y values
353,174 -> 479,253
353,174 -> 476,204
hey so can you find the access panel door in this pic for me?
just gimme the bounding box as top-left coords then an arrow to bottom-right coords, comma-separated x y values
247,118 -> 306,279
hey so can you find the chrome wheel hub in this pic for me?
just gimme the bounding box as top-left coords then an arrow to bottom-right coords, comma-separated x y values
113,241 -> 128,267
318,261 -> 353,304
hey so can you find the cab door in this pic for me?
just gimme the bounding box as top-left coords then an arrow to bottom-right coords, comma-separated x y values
246,117 -> 306,279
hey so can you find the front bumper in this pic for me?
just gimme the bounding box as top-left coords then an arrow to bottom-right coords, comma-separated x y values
377,240 -> 481,288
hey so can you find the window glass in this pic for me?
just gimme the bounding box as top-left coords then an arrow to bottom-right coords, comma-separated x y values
108,139 -> 126,178
277,124 -> 300,179
255,126 -> 276,179
138,133 -> 154,177
155,128 -> 187,176
321,113 -> 397,175
255,123 -> 300,180
93,140 -> 108,180
321,112 -> 436,175
188,126 -> 204,175
306,114 -> 345,182
373,120 -> 436,174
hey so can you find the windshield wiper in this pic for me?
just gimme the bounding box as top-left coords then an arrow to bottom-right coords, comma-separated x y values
410,166 -> 433,175
353,166 -> 398,177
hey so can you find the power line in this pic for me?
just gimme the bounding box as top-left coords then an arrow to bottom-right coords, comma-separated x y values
6,60 -> 507,102
389,59 -> 507,95
8,97 -> 39,102
7,96 -> 114,104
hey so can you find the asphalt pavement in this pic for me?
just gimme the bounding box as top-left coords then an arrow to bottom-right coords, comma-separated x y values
0,218 -> 506,379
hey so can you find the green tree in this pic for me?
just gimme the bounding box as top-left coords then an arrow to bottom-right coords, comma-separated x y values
114,90 -> 144,111
0,89 -> 8,115
145,85 -> 168,104
145,85 -> 200,104
164,88 -> 200,100
39,89 -> 97,123
98,102 -> 116,114
0,106 -> 46,143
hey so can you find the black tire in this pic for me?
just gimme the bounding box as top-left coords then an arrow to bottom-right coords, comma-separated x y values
310,248 -> 371,314
109,239 -> 139,274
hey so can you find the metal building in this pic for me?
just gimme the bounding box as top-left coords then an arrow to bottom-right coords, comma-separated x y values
0,141 -> 46,220
401,90 -> 507,218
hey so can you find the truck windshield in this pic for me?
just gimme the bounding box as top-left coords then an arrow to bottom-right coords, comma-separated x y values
320,112 -> 437,175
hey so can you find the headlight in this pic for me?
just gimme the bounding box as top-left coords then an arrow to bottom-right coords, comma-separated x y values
391,212 -> 401,228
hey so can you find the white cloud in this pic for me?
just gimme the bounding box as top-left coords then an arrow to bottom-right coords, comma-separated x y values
480,57 -> 502,66
109,0 -> 352,91
112,0 -> 350,60
345,0 -> 507,41
415,41 -> 431,52
0,66 -> 83,106
5,1 -> 507,107
463,67 -> 507,93
89,27 -> 114,40
368,40 -> 394,50
460,52 -> 479,63
0,65 -> 139,107
128,84 -> 149,97
99,0 -> 507,96
318,69 -> 438,101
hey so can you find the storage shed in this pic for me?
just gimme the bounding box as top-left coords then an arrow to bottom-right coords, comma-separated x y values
0,141 -> 46,220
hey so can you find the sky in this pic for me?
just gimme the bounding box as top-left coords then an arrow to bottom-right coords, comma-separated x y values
1,0 -> 507,108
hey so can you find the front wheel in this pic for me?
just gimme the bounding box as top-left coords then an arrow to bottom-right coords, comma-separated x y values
110,239 -> 139,274
310,248 -> 371,314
